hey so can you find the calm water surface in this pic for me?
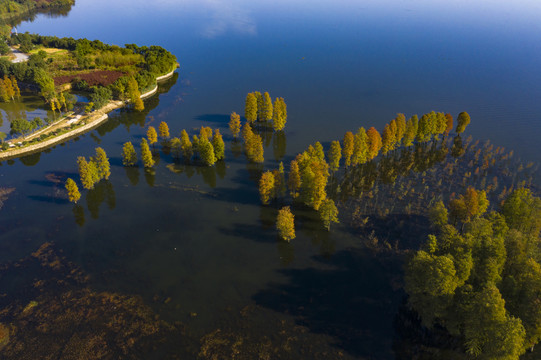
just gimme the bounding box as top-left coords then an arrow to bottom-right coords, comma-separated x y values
1,0 -> 540,358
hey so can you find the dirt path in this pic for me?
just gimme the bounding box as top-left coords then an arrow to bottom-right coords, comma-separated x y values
9,47 -> 28,63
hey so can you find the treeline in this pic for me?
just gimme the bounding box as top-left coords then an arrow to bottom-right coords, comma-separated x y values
0,33 -> 176,111
0,0 -> 74,20
8,33 -> 177,87
405,187 -> 541,359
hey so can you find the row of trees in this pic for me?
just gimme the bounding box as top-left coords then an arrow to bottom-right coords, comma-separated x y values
121,122 -> 225,168
406,187 -> 541,359
334,111 -> 471,172
259,111 -> 473,239
244,91 -> 288,131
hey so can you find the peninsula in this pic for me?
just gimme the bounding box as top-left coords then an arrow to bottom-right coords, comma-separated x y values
0,33 -> 178,160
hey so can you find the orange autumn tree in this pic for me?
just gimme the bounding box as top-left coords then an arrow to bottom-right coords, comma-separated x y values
366,127 -> 382,160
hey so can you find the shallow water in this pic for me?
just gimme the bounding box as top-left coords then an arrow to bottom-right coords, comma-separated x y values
1,0 -> 540,358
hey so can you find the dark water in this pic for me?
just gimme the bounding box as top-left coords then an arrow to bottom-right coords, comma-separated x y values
0,0 -> 540,358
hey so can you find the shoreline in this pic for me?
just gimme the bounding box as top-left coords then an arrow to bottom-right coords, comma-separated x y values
0,65 -> 178,161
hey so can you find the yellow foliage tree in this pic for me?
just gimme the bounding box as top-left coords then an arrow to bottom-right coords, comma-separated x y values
259,171 -> 275,205
147,126 -> 158,147
229,112 -> 241,138
65,178 -> 81,204
158,121 -> 170,139
276,206 -> 295,241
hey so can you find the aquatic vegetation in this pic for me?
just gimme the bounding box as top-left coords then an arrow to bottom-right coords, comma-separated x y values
0,242 -> 190,359
0,187 -> 15,210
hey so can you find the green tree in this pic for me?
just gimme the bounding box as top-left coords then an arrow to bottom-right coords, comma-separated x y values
381,123 -> 395,154
127,76 -> 144,111
259,171 -> 275,205
298,153 -> 329,211
404,115 -> 418,147
170,137 -> 182,160
133,97 -> 145,112
242,122 -> 254,143
180,129 -> 193,161
456,111 -> 471,134
212,129 -> 225,160
342,131 -> 354,167
229,112 -> 241,138
246,134 -> 264,163
94,147 -> 111,180
244,93 -> 257,123
261,91 -> 273,122
276,206 -> 295,241
65,178 -> 81,204
319,198 -> 339,231
351,127 -> 368,166
501,188 -> 541,239
434,112 -> 447,138
416,112 -> 432,143
85,102 -> 94,113
158,121 -> 170,139
122,141 -> 137,166
328,140 -> 342,173
395,113 -> 406,145
10,118 -> 31,137
254,91 -> 263,121
429,200 -> 448,228
272,97 -> 286,131
405,250 -> 461,325
199,137 -> 216,166
77,156 -> 95,190
147,126 -> 158,147
141,138 -> 155,168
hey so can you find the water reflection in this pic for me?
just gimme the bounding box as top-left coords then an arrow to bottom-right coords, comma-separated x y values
72,204 -> 85,227
144,169 -> 156,187
200,166 -> 216,188
230,139 -> 242,158
85,180 -> 116,219
19,152 -> 41,166
124,166 -> 140,186
196,0 -> 257,38
272,131 -> 286,161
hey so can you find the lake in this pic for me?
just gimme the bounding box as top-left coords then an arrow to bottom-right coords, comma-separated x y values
0,0 -> 540,358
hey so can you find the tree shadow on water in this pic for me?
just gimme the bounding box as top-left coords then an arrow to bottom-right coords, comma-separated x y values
252,248 -> 404,359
